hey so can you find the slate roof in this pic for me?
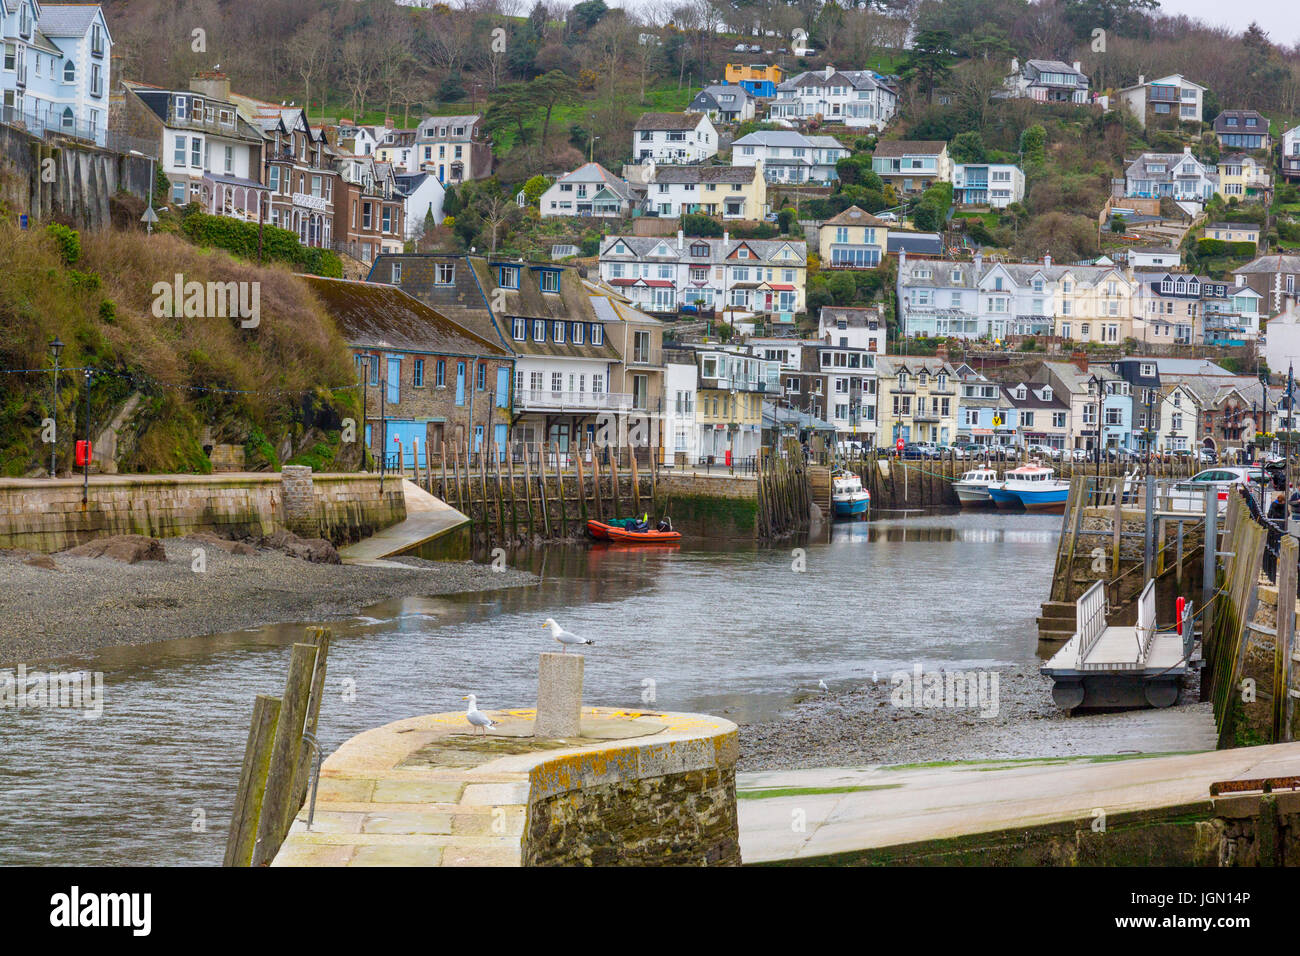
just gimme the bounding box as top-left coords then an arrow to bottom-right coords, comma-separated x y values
1236,255 -> 1300,274
652,165 -> 757,185
872,140 -> 947,157
600,235 -> 807,266
824,205 -> 891,228
304,277 -> 509,357
778,69 -> 890,93
37,4 -> 102,36
1213,110 -> 1268,134
634,112 -> 706,131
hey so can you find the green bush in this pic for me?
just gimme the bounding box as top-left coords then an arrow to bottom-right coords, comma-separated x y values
680,212 -> 722,237
180,212 -> 342,277
45,224 -> 81,265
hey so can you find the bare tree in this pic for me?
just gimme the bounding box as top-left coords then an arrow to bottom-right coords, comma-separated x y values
287,13 -> 332,120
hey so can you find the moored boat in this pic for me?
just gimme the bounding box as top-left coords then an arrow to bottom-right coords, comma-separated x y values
831,471 -> 871,519
993,462 -> 1070,513
953,468 -> 1000,507
586,519 -> 682,543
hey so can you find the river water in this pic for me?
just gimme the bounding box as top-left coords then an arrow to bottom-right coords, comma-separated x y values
0,512 -> 1059,865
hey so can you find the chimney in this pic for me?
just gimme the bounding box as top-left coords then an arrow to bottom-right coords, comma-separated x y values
1072,61 -> 1081,73
1138,74 -> 1145,86
824,65 -> 834,80
1010,57 -> 1019,74
1071,350 -> 1088,375
899,247 -> 907,267
1183,146 -> 1192,155
189,70 -> 231,102
1043,253 -> 1051,268
723,231 -> 730,245
974,251 -> 983,272
677,228 -> 684,251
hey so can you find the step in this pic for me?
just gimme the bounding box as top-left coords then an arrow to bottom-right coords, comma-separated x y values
1037,628 -> 1075,644
1040,601 -> 1076,613
1036,615 -> 1077,631
1039,605 -> 1076,620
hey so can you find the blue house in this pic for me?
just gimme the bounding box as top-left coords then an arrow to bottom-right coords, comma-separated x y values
1,1 -> 113,146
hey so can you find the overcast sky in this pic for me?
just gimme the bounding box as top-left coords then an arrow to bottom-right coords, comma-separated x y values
1157,0 -> 1299,46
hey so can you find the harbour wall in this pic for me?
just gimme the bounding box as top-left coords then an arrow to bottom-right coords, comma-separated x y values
757,792 -> 1300,866
655,472 -> 760,540
0,469 -> 404,552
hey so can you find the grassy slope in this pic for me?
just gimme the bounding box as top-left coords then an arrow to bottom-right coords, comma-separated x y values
0,223 -> 358,475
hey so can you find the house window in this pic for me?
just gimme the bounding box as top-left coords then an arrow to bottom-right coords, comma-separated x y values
499,266 -> 520,289
436,360 -> 445,386
512,318 -> 525,340
413,359 -> 425,387
572,324 -> 584,345
591,324 -> 604,346
553,321 -> 565,343
477,363 -> 487,390
539,270 -> 560,293
435,262 -> 455,285
533,319 -> 545,340
191,138 -> 202,167
391,262 -> 402,283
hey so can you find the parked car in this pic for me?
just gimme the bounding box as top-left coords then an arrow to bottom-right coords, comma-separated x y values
1072,448 -> 1088,462
733,43 -> 748,52
1170,467 -> 1264,513
876,211 -> 899,223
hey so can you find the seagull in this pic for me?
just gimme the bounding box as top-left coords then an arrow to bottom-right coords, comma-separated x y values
461,694 -> 497,735
818,679 -> 829,692
543,617 -> 594,653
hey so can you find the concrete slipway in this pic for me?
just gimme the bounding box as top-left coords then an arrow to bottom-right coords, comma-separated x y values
339,479 -> 468,565
737,742 -> 1300,863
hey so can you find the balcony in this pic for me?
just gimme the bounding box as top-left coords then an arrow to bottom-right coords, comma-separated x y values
516,389 -> 632,412
625,347 -> 664,368
167,107 -> 239,137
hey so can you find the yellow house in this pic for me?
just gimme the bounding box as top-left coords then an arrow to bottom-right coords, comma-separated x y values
695,347 -> 774,460
1199,221 -> 1261,245
724,64 -> 783,97
875,356 -> 960,445
648,164 -> 768,223
1217,154 -> 1272,203
819,205 -> 890,268
1049,265 -> 1137,345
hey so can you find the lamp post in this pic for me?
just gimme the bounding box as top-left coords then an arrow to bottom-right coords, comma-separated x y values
359,355 -> 371,472
49,336 -> 63,478
1089,374 -> 1103,483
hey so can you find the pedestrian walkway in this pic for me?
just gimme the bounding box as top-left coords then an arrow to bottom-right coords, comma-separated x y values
339,479 -> 468,565
737,741 -> 1300,863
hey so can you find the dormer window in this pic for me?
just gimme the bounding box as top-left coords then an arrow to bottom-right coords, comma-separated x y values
1042,386 -> 1052,400
737,247 -> 749,258
533,319 -> 545,341
573,323 -> 584,345
1014,385 -> 1027,400
553,321 -> 565,343
591,324 -> 604,346
498,265 -> 521,289
690,243 -> 709,257
918,371 -> 929,387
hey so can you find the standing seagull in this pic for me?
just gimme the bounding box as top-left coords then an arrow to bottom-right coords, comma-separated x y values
543,617 -> 595,653
818,679 -> 829,692
461,695 -> 497,735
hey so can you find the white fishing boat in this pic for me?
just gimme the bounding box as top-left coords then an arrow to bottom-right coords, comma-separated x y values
952,467 -> 1000,506
988,462 -> 1071,513
831,470 -> 871,519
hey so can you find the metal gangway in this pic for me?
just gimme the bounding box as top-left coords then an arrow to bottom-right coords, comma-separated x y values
1042,578 -> 1196,711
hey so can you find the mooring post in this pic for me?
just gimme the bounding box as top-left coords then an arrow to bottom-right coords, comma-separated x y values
223,694 -> 282,868
1203,484 -> 1217,606
535,652 -> 583,738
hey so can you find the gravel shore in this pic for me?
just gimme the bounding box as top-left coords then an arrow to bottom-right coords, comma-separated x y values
738,663 -> 1214,771
0,538 -> 536,665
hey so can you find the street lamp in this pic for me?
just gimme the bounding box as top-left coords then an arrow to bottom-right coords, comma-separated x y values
82,368 -> 93,504
49,336 -> 63,478
358,355 -> 371,472
129,150 -> 157,234
1088,374 -> 1103,482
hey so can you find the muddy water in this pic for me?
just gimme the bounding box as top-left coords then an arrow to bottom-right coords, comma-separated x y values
0,512 -> 1058,864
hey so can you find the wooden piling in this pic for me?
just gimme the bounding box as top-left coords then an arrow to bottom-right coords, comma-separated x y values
223,694 -> 282,868
591,450 -> 604,519
609,452 -> 622,518
523,450 -> 536,537
537,446 -> 551,538
575,451 -> 588,522
493,446 -> 507,544
288,628 -> 331,816
251,641 -> 318,867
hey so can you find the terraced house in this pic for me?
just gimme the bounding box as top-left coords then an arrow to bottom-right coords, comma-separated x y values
896,252 -> 1137,345
368,254 -> 625,457
1,0 -> 112,144
875,357 -> 959,446
693,346 -> 778,462
768,65 -> 897,130
729,130 -> 848,183
118,76 -> 266,212
598,232 -> 807,323
414,113 -> 492,184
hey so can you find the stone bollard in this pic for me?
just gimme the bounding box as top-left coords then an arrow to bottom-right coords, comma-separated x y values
534,652 -> 583,738
281,465 -> 322,539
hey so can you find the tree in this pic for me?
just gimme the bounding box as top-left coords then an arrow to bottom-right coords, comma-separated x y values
521,174 -> 550,205
899,29 -> 955,105
949,131 -> 987,165
1060,0 -> 1158,40
568,0 -> 609,36
1020,124 -> 1046,167
529,71 -> 580,146
286,14 -> 331,120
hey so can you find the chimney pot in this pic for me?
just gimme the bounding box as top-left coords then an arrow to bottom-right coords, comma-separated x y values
1073,61 -> 1081,73
1044,253 -> 1052,267
1072,350 -> 1088,374
1138,74 -> 1145,85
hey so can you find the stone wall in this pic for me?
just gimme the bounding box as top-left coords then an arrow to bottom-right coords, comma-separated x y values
0,471 -> 404,552
0,122 -> 152,231
656,472 -> 759,540
524,730 -> 741,866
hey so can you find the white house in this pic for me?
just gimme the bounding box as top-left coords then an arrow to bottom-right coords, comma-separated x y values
395,171 -> 445,237
538,162 -> 639,219
952,163 -> 1023,208
663,352 -> 701,464
1003,58 -> 1090,104
1,1 -> 112,145
1128,247 -> 1182,269
1124,147 -> 1217,201
818,306 -> 885,354
1116,74 -> 1205,129
687,84 -> 755,124
1283,123 -> 1300,183
729,130 -> 848,183
1156,382 -> 1199,452
599,232 -> 807,321
632,112 -> 717,164
769,66 -> 897,130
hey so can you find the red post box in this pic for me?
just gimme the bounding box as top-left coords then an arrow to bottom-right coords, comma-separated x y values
75,440 -> 93,467
725,449 -> 732,467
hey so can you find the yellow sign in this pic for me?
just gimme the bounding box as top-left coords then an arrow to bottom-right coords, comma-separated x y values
992,415 -> 1003,427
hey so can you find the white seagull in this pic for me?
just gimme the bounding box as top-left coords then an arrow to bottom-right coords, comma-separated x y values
461,694 -> 497,735
543,617 -> 594,653
818,679 -> 829,692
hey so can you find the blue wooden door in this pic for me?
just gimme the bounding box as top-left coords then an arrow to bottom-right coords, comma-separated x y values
386,357 -> 400,405
455,362 -> 466,406
494,423 -> 507,460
